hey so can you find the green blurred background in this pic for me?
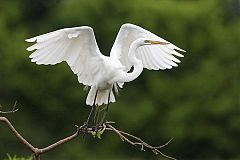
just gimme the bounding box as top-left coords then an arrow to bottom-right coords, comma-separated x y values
0,0 -> 239,159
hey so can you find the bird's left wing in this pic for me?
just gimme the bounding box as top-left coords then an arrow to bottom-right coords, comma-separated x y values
26,26 -> 104,86
110,23 -> 185,71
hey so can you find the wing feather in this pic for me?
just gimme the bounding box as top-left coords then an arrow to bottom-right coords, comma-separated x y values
144,47 -> 158,70
110,23 -> 185,71
150,48 -> 166,70
26,26 -> 104,86
140,47 -> 151,69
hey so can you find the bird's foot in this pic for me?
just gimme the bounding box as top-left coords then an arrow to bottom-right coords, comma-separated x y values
94,124 -> 100,132
82,121 -> 89,134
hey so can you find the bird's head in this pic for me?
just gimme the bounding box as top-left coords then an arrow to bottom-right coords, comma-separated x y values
131,38 -> 170,50
134,38 -> 169,47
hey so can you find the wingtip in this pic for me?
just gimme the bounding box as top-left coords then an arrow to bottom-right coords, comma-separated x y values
29,54 -> 33,58
26,47 -> 34,51
179,53 -> 185,57
175,47 -> 186,53
181,49 -> 186,53
25,37 -> 36,42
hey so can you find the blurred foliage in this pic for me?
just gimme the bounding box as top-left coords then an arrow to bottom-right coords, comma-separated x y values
0,0 -> 239,159
4,155 -> 32,160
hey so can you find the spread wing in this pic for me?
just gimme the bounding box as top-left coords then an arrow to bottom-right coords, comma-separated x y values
26,26 -> 105,86
110,23 -> 185,71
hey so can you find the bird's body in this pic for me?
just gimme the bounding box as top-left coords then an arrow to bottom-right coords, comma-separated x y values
26,23 -> 185,108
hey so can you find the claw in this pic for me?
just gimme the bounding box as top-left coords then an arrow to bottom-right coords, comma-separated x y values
82,121 -> 90,134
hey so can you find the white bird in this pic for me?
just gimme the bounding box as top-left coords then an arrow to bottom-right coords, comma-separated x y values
26,23 -> 185,124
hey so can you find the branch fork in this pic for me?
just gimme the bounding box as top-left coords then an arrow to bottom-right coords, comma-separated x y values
0,104 -> 176,160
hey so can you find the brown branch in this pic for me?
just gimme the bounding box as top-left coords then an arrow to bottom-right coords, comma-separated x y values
0,117 -> 36,152
106,124 -> 176,160
0,101 -> 18,114
0,117 -> 91,160
0,108 -> 175,160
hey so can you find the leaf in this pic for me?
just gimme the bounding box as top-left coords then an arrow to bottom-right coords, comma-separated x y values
91,131 -> 96,138
96,130 -> 104,139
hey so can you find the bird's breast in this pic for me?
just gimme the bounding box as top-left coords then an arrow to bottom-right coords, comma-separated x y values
92,56 -> 124,90
96,59 -> 123,91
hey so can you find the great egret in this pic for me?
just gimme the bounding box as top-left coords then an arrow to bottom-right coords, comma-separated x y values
26,23 -> 185,125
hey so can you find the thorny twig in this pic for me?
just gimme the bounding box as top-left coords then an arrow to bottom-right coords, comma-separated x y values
0,105 -> 175,160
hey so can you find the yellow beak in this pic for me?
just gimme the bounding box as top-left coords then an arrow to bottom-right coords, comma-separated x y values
149,40 -> 169,45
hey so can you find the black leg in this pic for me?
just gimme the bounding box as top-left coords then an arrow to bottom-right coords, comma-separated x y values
106,91 -> 111,112
84,90 -> 98,127
85,106 -> 94,126
94,105 -> 100,124
100,89 -> 111,124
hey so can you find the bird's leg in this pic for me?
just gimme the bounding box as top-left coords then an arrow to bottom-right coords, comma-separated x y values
99,90 -> 111,125
94,107 -> 101,132
84,106 -> 94,127
84,90 -> 98,130
94,105 -> 100,124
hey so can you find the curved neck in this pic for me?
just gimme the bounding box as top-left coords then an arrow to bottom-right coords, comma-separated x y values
116,40 -> 143,83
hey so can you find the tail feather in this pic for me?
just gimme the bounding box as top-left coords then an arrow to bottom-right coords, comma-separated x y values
86,86 -> 116,106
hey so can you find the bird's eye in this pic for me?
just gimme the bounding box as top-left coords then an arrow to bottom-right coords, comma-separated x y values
144,40 -> 150,43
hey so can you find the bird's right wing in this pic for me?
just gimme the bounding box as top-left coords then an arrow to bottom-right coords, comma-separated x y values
26,26 -> 105,86
110,23 -> 185,71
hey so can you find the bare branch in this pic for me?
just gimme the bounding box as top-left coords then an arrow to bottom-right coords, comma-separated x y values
0,113 -> 175,160
0,101 -> 18,114
0,117 -> 36,152
106,123 -> 176,160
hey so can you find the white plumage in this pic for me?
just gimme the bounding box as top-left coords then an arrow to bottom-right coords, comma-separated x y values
26,23 -> 185,106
